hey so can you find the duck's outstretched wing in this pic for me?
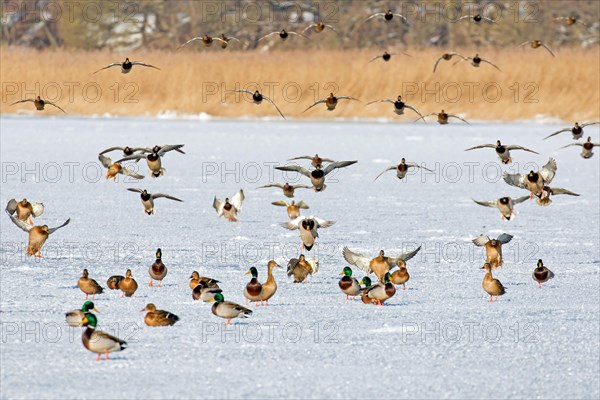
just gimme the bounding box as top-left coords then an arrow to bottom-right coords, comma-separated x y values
47,218 -> 70,234
275,165 -> 311,178
323,160 -> 357,175
342,247 -> 372,275
472,235 -> 491,247
231,189 -> 245,211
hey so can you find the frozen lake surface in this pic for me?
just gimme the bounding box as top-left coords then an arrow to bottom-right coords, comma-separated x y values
1,116 -> 599,399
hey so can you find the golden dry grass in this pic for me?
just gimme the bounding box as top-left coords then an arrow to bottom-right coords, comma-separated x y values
1,46 -> 599,121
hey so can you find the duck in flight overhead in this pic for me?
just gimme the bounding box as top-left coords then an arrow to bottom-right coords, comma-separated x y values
10,96 -> 66,113
93,58 -> 160,74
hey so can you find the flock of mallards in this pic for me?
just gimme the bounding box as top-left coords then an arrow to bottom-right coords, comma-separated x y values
4,9 -> 599,361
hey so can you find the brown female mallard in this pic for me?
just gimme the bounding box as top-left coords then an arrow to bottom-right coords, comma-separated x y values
98,154 -> 144,181
118,269 -> 138,297
472,234 -> 513,269
260,260 -> 282,305
5,198 -> 44,224
518,40 -> 555,57
6,214 -> 69,257
78,269 -> 104,300
142,303 -> 179,326
287,254 -> 318,283
481,263 -> 506,302
271,200 -> 309,220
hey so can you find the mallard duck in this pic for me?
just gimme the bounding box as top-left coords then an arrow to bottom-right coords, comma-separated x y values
142,303 -> 179,326
288,154 -> 335,168
287,254 -> 318,283
116,144 -> 185,177
189,271 -> 220,290
560,137 -> 599,159
301,22 -> 338,35
368,51 -> 410,63
545,122 -> 599,140
359,276 -> 377,304
339,267 -> 361,300
260,260 -> 282,305
465,140 -> 539,164
271,200 -> 309,220
78,269 -> 104,299
224,89 -> 286,119
10,96 -> 66,113
5,198 -> 44,224
364,10 -> 408,25
192,280 -> 223,302
218,34 -> 241,49
554,16 -> 588,27
258,182 -> 312,198
178,35 -> 226,49
374,158 -> 433,181
518,40 -> 555,57
343,247 -> 421,281
472,234 -> 513,269
458,14 -> 496,23
390,260 -> 410,290
453,54 -> 501,71
472,196 -> 530,220
98,154 -> 144,181
244,267 -> 264,305
118,269 -> 138,297
281,216 -> 334,251
532,259 -> 554,288
481,263 -> 506,302
209,293 -> 252,325
503,158 -> 557,198
80,314 -> 127,360
148,248 -> 167,286
99,146 -> 147,157
66,301 -> 99,327
361,273 -> 396,305
367,95 -> 423,118
535,186 -> 579,206
213,189 -> 244,222
304,93 -> 360,112
6,214 -> 69,257
127,188 -> 183,215
258,29 -> 309,42
432,52 -> 466,72
416,110 -> 469,124
93,58 -> 160,74
106,275 -> 124,290
275,161 -> 357,192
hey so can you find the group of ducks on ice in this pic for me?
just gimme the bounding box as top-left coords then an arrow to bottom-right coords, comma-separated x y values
6,135 -> 583,361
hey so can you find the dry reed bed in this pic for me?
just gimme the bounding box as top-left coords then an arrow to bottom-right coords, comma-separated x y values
1,47 -> 599,121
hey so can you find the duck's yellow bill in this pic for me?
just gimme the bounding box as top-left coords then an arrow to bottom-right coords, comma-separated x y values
92,308 -> 100,313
